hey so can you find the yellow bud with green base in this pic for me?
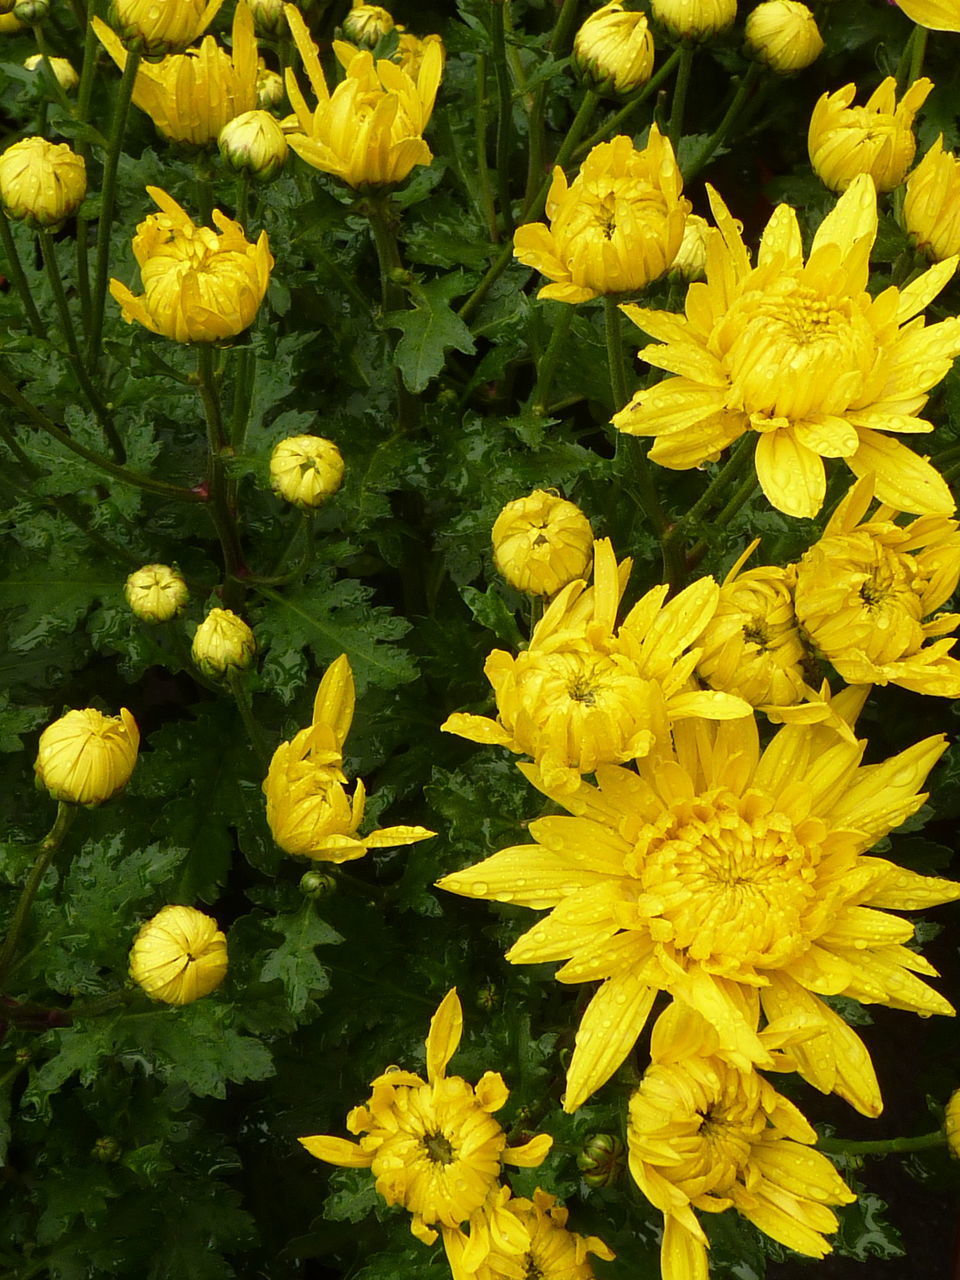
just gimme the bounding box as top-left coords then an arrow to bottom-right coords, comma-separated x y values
34,708 -> 139,806
650,0 -> 736,41
192,608 -> 257,678
270,435 -> 344,508
744,0 -> 823,72
124,564 -> 189,623
219,109 -> 289,181
0,136 -> 86,229
573,2 -> 654,97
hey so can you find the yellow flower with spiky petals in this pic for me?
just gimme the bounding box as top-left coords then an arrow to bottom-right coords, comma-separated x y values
614,174 -> 960,518
438,713 -> 960,1114
443,539 -> 751,795
513,130 -> 689,304
808,77 -> 932,194
903,136 -> 960,263
628,1004 -> 855,1280
300,989 -> 552,1271
895,0 -> 960,30
794,477 -> 960,696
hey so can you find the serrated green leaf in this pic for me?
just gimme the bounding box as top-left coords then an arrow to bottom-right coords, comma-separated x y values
261,906 -> 342,1015
385,274 -> 477,393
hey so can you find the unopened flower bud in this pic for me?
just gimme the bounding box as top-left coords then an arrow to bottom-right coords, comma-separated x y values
475,984 -> 498,1012
0,136 -> 86,228
107,0 -> 222,55
903,136 -> 960,262
92,1136 -> 122,1162
270,435 -> 344,509
13,0 -> 49,22
191,608 -> 256,677
744,0 -> 823,72
574,2 -> 655,97
129,905 -> 228,1005
299,869 -> 336,897
125,564 -> 189,623
34,708 -> 139,806
219,109 -> 289,181
14,1047 -> 31,1064
577,1133 -> 626,1187
248,0 -> 285,36
670,212 -> 711,280
257,64 -> 284,109
342,3 -> 393,46
650,0 -> 736,41
0,0 -> 16,15
24,53 -> 79,91
492,490 -> 594,597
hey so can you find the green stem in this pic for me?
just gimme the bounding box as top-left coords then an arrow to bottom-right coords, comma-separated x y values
490,1 -> 515,235
531,303 -> 574,414
523,0 -> 581,206
554,88 -> 599,173
668,43 -> 695,151
674,432 -> 757,536
0,804 -> 77,985
897,24 -> 928,91
196,345 -> 245,600
816,1131 -> 944,1156
235,171 -> 250,232
69,987 -> 140,1018
253,512 -> 315,586
74,11 -> 99,332
227,670 -> 270,769
603,293 -> 631,413
683,61 -> 761,181
365,198 -> 419,432
575,49 -> 683,158
0,215 -> 45,339
229,345 -> 256,450
686,469 -> 759,569
32,24 -> 76,117
474,51 -> 498,242
87,48 -> 140,365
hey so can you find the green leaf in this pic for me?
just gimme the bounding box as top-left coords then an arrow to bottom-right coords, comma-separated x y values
385,274 -> 477,393
260,906 -> 342,1015
460,584 -> 524,649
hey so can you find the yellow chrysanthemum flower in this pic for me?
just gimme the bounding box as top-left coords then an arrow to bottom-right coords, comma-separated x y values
903,136 -> 960,263
300,989 -> 552,1271
283,5 -> 442,190
573,2 -> 655,97
35,708 -> 139,806
342,3 -> 393,46
129,905 -> 228,1004
614,174 -> 960,518
628,1004 -> 855,1280
491,489 -> 594,597
808,77 -> 932,194
124,563 -> 189,623
744,0 -> 823,74
513,130 -> 689,304
438,713 -> 960,1114
106,0 -> 223,55
794,477 -> 960,695
0,136 -> 86,229
895,0 -> 960,30
443,539 -> 750,795
650,0 -> 737,40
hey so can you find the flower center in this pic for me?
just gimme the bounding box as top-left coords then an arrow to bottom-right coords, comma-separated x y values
421,1130 -> 455,1165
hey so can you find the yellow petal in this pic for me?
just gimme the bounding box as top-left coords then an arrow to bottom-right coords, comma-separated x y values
563,971 -> 657,1112
425,988 -> 462,1083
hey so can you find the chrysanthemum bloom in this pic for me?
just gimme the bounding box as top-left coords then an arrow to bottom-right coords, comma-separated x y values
106,0 -> 222,54
264,654 -> 434,861
895,0 -> 960,30
903,136 -> 960,263
650,0 -> 737,40
444,539 -> 750,795
628,1004 -> 855,1280
300,990 -> 552,1270
438,713 -> 960,1114
124,563 -> 189,623
94,3 -> 258,147
35,708 -> 139,806
110,187 -> 272,343
808,77 -> 932,194
219,109 -> 288,180
614,175 -> 960,518
573,2 -> 655,97
0,137 -> 85,229
744,0 -> 823,73
270,435 -> 344,508
392,29 -> 445,77
129,905 -> 228,1004
491,490 -> 594,597
192,608 -> 257,677
342,2 -> 393,46
794,477 -> 960,696
283,5 -> 442,189
945,1088 -> 960,1157
513,130 -> 689,304
670,212 -> 711,281
24,54 -> 79,91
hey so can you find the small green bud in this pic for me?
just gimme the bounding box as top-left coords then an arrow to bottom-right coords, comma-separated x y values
300,869 -> 336,898
577,1133 -> 625,1187
92,1136 -> 122,1163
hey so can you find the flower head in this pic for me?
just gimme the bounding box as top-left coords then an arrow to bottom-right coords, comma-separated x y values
219,108 -> 288,180
513,130 -> 689,304
342,3 -> 393,46
614,175 -> 960,518
270,435 -> 344,508
35,708 -> 139,806
895,0 -> 960,30
192,607 -> 257,677
573,2 -> 655,97
650,0 -> 737,40
257,60 -> 284,109
24,54 -> 79,91
129,905 -> 228,1004
904,136 -> 960,263
491,489 -> 593,597
110,186 -> 272,343
124,563 -> 189,623
809,77 -> 932,194
744,0 -> 823,73
283,5 -> 442,190
392,28 -> 444,77
0,136 -> 85,228
106,0 -> 222,54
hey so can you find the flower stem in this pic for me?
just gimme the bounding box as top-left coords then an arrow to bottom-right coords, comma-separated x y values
683,61 -> 761,181
675,432 -> 757,536
897,24 -> 928,91
575,49 -> 682,158
196,344 -> 245,601
0,214 -> 45,339
816,1131 -> 944,1156
227,670 -> 270,769
74,10 -> 100,332
668,43 -> 695,151
603,293 -> 631,413
531,303 -> 574,415
523,0 -> 580,206
474,51 -> 498,242
490,0 -> 515,235
364,197 -> 419,432
0,804 -> 77,986
553,88 -> 599,173
32,23 -> 77,117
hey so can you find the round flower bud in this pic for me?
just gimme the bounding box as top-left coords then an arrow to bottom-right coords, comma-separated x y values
650,0 -> 737,41
342,3 -> 393,47
808,76 -> 932,194
744,0 -> 823,72
129,905 -> 228,1005
0,136 -> 86,229
92,1137 -> 122,1162
34,708 -> 140,806
257,63 -> 284,110
13,0 -> 49,22
299,869 -> 336,897
577,1133 -> 626,1188
219,109 -> 289,181
24,54 -> 79,91
492,490 -> 594,597
191,608 -> 256,678
107,0 -> 223,56
945,1088 -> 960,1158
574,2 -> 655,97
247,0 -> 285,36
124,564 -> 189,623
903,136 -> 960,262
270,435 -> 344,509
670,212 -> 711,280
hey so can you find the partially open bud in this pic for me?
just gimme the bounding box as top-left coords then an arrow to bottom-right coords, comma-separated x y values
125,563 -> 189,623
219,109 -> 289,181
342,2 -> 393,46
745,0 -> 823,72
34,708 -> 139,806
257,63 -> 285,109
574,2 -> 655,97
270,435 -> 344,509
299,869 -> 336,897
492,490 -> 594,597
0,136 -> 86,229
129,905 -> 228,1005
670,212 -> 711,280
24,54 -> 79,91
903,136 -> 960,262
192,608 -> 256,677
808,76 -> 932,194
650,0 -> 736,41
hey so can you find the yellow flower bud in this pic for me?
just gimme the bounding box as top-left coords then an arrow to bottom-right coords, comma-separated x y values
574,2 -> 655,97
257,62 -> 284,109
808,76 -> 932,194
270,435 -> 344,509
393,28 -> 444,76
0,136 -> 86,229
219,108 -> 288,180
744,0 -> 823,72
129,905 -> 228,1004
192,608 -> 256,677
903,136 -> 960,262
945,1088 -> 960,1157
670,212 -> 711,280
247,0 -> 285,36
650,0 -> 736,41
107,0 -> 223,55
110,186 -> 272,343
342,3 -> 393,46
124,564 -> 189,623
34,708 -> 139,806
24,54 -> 79,91
491,490 -> 594,597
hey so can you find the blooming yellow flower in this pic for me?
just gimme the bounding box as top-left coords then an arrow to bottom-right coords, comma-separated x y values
342,2 -> 393,46
129,905 -> 228,1004
895,0 -> 960,30
219,109 -> 289,180
614,175 -> 960,518
124,563 -> 189,623
94,3 -> 258,147
192,607 -> 257,677
744,0 -> 823,73
300,989 -> 552,1270
270,435 -> 344,508
491,489 -> 594,597
628,1004 -> 855,1280
106,0 -> 222,54
283,5 -> 442,190
0,136 -> 85,229
650,0 -> 736,40
438,713 -> 960,1114
24,54 -> 79,91
794,477 -> 960,696
35,708 -> 139,806
573,2 -> 655,97
264,654 -> 434,861
809,77 -> 932,194
110,186 -> 272,343
513,130 -> 689,304
903,136 -> 960,263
